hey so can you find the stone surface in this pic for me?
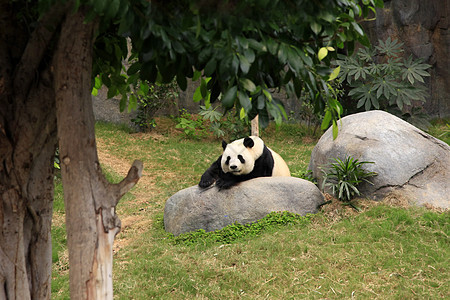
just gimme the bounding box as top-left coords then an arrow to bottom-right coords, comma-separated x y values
363,0 -> 450,118
309,110 -> 450,209
164,177 -> 324,236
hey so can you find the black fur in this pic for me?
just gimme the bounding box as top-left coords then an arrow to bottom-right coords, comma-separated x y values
199,139 -> 275,190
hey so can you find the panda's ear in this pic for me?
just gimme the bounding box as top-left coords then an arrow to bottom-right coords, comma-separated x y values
222,140 -> 228,150
243,137 -> 254,148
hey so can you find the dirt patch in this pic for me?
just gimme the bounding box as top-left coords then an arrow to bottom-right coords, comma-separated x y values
97,138 -> 161,251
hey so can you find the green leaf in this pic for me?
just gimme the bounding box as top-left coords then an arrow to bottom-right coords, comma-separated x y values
94,76 -> 102,89
93,0 -> 107,13
237,36 -> 249,49
239,54 -> 251,74
139,81 -> 149,94
352,22 -> 364,36
192,70 -> 202,81
356,97 -> 365,108
332,120 -> 338,140
232,55 -> 240,76
322,110 -> 332,130
177,74 -> 187,91
204,58 -> 217,77
240,78 -> 257,93
119,95 -> 127,112
298,50 -> 313,67
238,92 -> 251,111
244,48 -> 255,63
371,96 -> 380,109
318,47 -> 328,61
262,89 -> 272,102
328,66 -> 340,81
127,63 -> 141,76
256,95 -> 265,109
193,86 -> 202,102
287,46 -> 303,73
221,86 -> 237,108
266,102 -> 282,125
310,22 -> 322,35
277,44 -> 288,63
266,38 -> 278,55
239,107 -> 246,119
200,79 -> 208,99
105,0 -> 120,18
128,94 -> 137,112
248,39 -> 266,52
365,96 -> 371,110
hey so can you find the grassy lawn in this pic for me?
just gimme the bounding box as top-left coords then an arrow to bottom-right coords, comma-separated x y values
51,118 -> 449,299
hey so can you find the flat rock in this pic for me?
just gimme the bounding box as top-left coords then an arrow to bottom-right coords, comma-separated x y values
164,177 -> 324,236
309,110 -> 450,209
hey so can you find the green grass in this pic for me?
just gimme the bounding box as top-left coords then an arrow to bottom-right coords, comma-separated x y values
51,118 -> 450,299
428,118 -> 450,145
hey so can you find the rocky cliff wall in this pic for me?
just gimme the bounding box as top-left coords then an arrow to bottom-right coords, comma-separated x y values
363,0 -> 449,118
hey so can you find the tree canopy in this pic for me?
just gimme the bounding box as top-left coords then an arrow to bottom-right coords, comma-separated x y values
90,0 -> 383,130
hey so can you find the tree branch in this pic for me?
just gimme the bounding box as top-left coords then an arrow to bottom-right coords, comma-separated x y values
115,160 -> 144,200
13,2 -> 70,101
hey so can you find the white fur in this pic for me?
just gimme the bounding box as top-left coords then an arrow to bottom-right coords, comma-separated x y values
221,136 -> 290,176
221,137 -> 255,175
268,147 -> 291,176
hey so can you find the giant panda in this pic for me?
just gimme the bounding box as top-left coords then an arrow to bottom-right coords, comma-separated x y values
199,136 -> 290,189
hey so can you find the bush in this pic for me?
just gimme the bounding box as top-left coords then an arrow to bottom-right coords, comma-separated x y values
199,106 -> 249,140
337,37 -> 431,116
322,156 -> 377,202
175,109 -> 207,139
131,80 -> 178,131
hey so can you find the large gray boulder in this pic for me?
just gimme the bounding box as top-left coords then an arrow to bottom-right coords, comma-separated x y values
309,110 -> 450,209
164,177 -> 324,236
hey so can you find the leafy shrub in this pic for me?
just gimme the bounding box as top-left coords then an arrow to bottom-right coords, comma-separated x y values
322,156 -> 377,202
199,106 -> 249,140
175,109 -> 206,139
337,37 -> 431,114
168,211 -> 313,246
131,80 -> 178,131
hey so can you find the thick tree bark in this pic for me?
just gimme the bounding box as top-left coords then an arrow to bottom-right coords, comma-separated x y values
53,5 -> 142,299
1,1 -> 141,298
0,1 -> 60,299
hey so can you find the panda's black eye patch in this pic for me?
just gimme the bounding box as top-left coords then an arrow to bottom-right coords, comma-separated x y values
225,156 -> 231,165
237,155 -> 245,163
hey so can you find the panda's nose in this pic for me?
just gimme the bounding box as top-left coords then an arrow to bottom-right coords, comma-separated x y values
230,165 -> 237,170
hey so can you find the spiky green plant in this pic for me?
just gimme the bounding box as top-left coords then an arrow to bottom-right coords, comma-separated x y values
322,156 -> 377,202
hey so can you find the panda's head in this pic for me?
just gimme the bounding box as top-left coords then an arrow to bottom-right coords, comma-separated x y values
221,136 -> 264,175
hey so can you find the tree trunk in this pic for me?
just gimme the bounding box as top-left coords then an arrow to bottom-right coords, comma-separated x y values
2,1 -> 142,298
0,1 -> 62,298
251,115 -> 259,136
53,5 -> 142,299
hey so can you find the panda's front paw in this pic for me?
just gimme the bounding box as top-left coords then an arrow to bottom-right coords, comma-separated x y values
199,176 -> 215,188
216,179 -> 235,190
